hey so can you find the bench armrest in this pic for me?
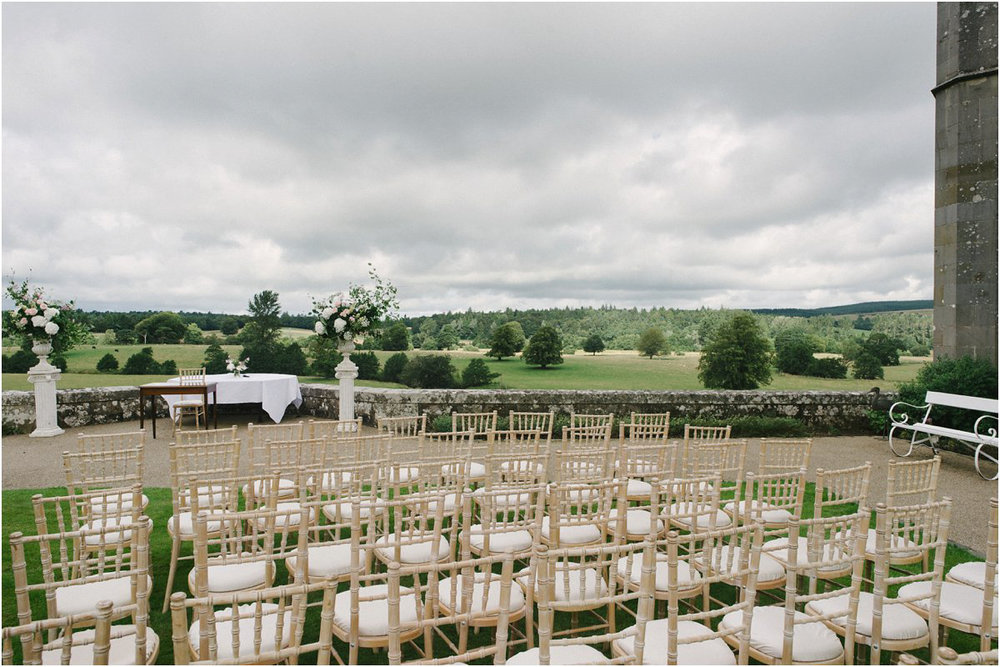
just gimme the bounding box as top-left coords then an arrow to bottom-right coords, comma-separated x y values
888,400 -> 931,425
974,414 -> 998,441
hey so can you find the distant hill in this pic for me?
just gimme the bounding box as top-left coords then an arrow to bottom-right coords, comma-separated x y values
750,300 -> 933,318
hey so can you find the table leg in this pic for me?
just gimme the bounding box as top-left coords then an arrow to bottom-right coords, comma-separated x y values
151,395 -> 157,439
139,392 -> 145,431
212,391 -> 218,429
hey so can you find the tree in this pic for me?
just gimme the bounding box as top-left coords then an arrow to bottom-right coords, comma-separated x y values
697,312 -> 774,389
461,358 -> 500,387
523,326 -> 564,369
774,329 -> 818,375
380,352 -> 409,384
241,290 -> 282,347
183,323 -> 204,345
400,354 -> 457,388
381,322 -> 411,351
352,351 -> 381,380
860,333 -> 905,367
636,328 -> 669,358
219,317 -> 240,336
852,351 -> 884,380
134,311 -> 187,344
582,333 -> 605,355
203,341 -> 229,374
435,324 -> 460,350
487,322 -> 527,360
96,353 -> 119,373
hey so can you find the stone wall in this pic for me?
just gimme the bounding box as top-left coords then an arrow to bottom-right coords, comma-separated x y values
2,384 -> 887,434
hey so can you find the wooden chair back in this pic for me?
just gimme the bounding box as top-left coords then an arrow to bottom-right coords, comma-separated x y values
452,410 -> 497,436
661,473 -> 724,533
689,438 -> 747,507
887,456 -> 941,507
552,441 -> 615,483
377,414 -> 426,437
177,367 -> 206,385
482,430 -> 546,488
308,418 -> 362,438
62,446 -> 144,514
542,478 -> 618,549
619,411 -> 671,442
174,425 -> 238,446
75,430 -> 146,456
569,412 -> 613,429
814,462 -> 872,517
758,438 -> 812,475
680,424 -> 732,474
509,411 -> 554,443
3,599 -> 117,666
246,421 -> 306,474
462,483 -> 546,561
739,468 -> 807,534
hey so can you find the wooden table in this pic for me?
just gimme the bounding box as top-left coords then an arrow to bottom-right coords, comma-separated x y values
139,382 -> 217,438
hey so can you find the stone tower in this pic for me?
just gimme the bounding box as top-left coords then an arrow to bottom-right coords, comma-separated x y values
932,2 -> 998,365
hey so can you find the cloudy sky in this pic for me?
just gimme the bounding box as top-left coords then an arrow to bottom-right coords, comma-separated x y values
3,2 -> 937,317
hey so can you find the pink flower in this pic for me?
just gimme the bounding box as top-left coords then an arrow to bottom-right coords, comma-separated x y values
25,307 -> 37,316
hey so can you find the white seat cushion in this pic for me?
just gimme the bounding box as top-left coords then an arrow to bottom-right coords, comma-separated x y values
695,546 -> 785,583
471,487 -> 533,510
437,572 -> 526,614
89,493 -> 150,515
720,606 -> 843,663
519,563 -> 608,603
806,590 -> 928,641
322,497 -> 385,522
625,478 -> 653,497
259,501 -> 314,529
723,500 -> 793,525
189,604 -> 291,661
82,516 -> 153,547
663,503 -> 733,530
41,626 -> 159,665
500,460 -> 545,476
616,555 -> 701,592
609,508 -> 664,536
861,528 -> 921,559
54,575 -> 153,617
426,491 -> 460,513
541,516 -> 603,545
507,645 -> 609,665
948,561 -> 998,590
241,477 -> 296,500
388,466 -> 419,483
899,581 -> 999,630
308,470 -> 352,491
374,535 -> 450,564
187,558 -> 270,593
179,484 -> 226,507
333,584 -> 418,637
465,526 -> 534,555
285,543 -> 353,580
766,536 -> 847,572
168,512 -> 223,538
613,618 -> 736,665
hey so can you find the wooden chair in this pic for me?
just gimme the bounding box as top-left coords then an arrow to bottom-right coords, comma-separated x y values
173,367 -> 208,432
680,424 -> 732,475
415,429 -> 481,488
863,456 -> 942,572
757,437 -> 812,475
75,430 -> 146,455
162,437 -> 241,611
553,429 -> 616,483
388,551 -> 522,663
174,424 -> 238,446
569,412 -> 613,429
377,414 -> 427,437
484,429 -> 547,487
615,438 -> 677,503
507,538 -> 657,665
62,445 -> 147,518
169,579 -> 337,664
509,411 -> 554,445
659,472 -> 726,534
244,421 -> 307,503
804,498 -> 953,665
371,490 -> 455,571
722,510 -> 869,665
541,478 -> 618,549
613,520 -> 766,665
308,417 -> 362,438
688,438 -> 747,517
319,434 -> 389,531
619,411 -> 671,443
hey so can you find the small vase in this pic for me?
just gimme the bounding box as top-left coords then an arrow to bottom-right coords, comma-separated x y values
31,340 -> 53,359
337,340 -> 356,356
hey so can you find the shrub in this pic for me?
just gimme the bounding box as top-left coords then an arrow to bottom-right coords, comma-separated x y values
96,353 -> 120,373
851,352 -> 884,380
668,416 -> 810,438
49,354 -> 68,372
461,358 -> 500,388
122,347 -> 159,374
242,341 -> 307,375
400,354 -> 457,388
774,332 -> 816,375
159,359 -> 177,375
908,344 -> 931,357
380,352 -> 409,384
4,350 -> 36,373
806,357 -> 848,379
897,356 -> 998,433
352,351 -> 380,380
203,342 -> 229,374
430,414 -> 453,432
380,322 -> 411,351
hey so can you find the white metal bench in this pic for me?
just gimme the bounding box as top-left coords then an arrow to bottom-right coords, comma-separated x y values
888,390 -> 999,480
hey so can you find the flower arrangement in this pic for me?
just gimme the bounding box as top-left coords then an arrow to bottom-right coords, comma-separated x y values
226,356 -> 249,376
3,279 -> 77,345
312,265 -> 399,345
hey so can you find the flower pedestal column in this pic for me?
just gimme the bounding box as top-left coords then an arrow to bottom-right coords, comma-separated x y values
27,341 -> 64,437
335,341 -> 359,424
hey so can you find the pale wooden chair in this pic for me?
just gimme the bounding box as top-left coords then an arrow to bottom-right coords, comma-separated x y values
244,421 -> 307,504
619,411 -> 671,443
168,578 -> 338,664
62,445 -> 147,517
569,412 -> 613,429
75,429 -> 146,455
308,417 -> 362,438
507,538 -> 657,665
722,510 -> 869,665
553,428 -> 616,483
415,429 -> 481,488
804,498 -> 953,665
688,437 -> 747,516
485,429 -> 547,487
757,437 -> 813,475
680,424 -> 732,475
613,520 -> 766,666
319,434 -> 390,530
615,438 -> 677,503
174,424 -> 238,446
390,551 -> 522,663
378,414 -> 427,437
452,410 -> 498,436
659,472 -> 725,534
173,367 -> 208,432
371,489 -> 455,571
162,437 -> 241,611
509,410 -> 554,445
541,478 -> 618,549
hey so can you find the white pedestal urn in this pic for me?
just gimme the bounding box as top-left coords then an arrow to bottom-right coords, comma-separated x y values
335,340 -> 359,425
27,340 -> 65,437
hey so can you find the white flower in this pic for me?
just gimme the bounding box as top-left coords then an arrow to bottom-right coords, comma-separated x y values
322,307 -> 336,320
31,315 -> 46,327
333,318 -> 347,333
315,321 -> 327,335
44,321 -> 59,335
44,308 -> 59,319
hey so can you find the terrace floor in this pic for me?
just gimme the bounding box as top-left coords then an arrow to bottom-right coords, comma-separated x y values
2,417 -> 994,555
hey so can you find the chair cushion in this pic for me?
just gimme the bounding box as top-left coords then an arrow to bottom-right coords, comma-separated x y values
948,561 -> 998,590
388,466 -> 419,483
471,487 -> 532,510
437,572 -> 526,615
308,471 -> 352,491
765,536 -> 847,572
519,564 -> 608,603
188,604 -> 291,661
333,584 -> 418,637
541,516 -> 603,545
167,512 -> 222,539
500,460 -> 545,476
426,492 -> 460,514
507,645 -> 609,665
82,516 -> 153,547
806,590 -> 928,641
257,501 -> 314,529
861,528 -> 921,559
178,485 -> 227,508
613,618 -> 736,665
187,558 -> 270,594
899,581 -> 999,630
465,526 -> 534,555
720,606 -> 843,663
616,555 -> 701,592
89,493 -> 150,515
285,543 -> 353,580
322,497 -> 385,522
695,546 -> 785,583
662,504 -> 732,530
54,575 -> 153,617
41,626 -> 159,665
609,508 -> 664,536
374,535 -> 451,564
723,500 -> 793,525
241,478 -> 296,500
625,479 -> 653,497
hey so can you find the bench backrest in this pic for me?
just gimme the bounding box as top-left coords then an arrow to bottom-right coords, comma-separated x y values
925,391 -> 999,415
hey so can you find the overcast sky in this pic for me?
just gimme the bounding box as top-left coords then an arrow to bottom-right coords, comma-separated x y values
3,2 -> 937,317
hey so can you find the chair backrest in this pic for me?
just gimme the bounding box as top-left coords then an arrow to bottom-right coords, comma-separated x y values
509,411 -> 554,442
75,430 -> 146,456
452,411 -> 497,436
169,579 -> 336,664
174,425 -> 239,446
758,438 -> 812,475
386,551 -> 519,665
976,498 -> 999,651
814,462 -> 872,518
689,438 -> 747,506
543,479 -> 618,548
168,439 -> 241,511
680,424 -> 732,474
887,456 -> 941,507
307,418 -> 362,439
569,412 -> 613,429
461,483 -> 546,560
177,367 -> 206,386
63,445 -> 144,500
246,422 -> 306,473
377,414 -> 427,437
552,442 -> 615,483
617,440 -> 677,484
482,430 -> 546,487
741,468 -> 807,535
661,473 -> 723,533
2,599 -> 118,666
619,411 -> 671,442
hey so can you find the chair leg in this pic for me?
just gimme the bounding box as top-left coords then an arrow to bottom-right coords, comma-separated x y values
162,534 -> 182,613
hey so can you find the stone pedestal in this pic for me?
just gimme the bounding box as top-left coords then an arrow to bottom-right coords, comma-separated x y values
27,341 -> 64,437
335,341 -> 359,422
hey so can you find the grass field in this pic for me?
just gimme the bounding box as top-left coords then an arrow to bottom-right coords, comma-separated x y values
1,342 -> 927,392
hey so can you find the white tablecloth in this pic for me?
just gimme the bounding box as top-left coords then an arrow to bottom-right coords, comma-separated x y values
162,373 -> 302,424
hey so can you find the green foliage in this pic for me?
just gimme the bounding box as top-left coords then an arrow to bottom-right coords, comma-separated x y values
219,317 -> 240,335
461,358 -> 500,387
430,413 -> 454,432
774,329 -> 817,375
582,333 -> 606,355
380,352 -> 409,384
668,415 -> 810,438
636,328 -> 669,358
134,311 -> 187,344
240,290 -> 282,348
898,356 -> 998,433
203,342 -> 229,374
908,344 -> 931,357
159,359 -> 177,375
182,323 -> 204,345
866,409 -> 890,436
115,328 -> 138,344
3,350 -> 36,373
3,279 -> 89,354
380,322 -> 411,351
522,326 -> 564,369
697,312 -> 773,389
435,324 -> 460,351
851,352 -> 884,380
853,315 -> 874,330
241,340 -> 307,375
122,347 -> 175,375
352,351 -> 380,380
487,322 -> 526,360
400,354 -> 457,388
850,332 -> 905,367
96,353 -> 119,373
807,357 -> 848,379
